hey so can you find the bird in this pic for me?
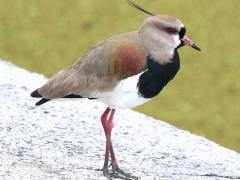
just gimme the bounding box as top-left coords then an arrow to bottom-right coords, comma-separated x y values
31,1 -> 201,179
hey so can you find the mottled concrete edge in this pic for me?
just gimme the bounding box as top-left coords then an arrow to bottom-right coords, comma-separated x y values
0,60 -> 240,180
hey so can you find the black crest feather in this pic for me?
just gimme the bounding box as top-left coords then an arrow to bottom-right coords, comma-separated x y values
128,0 -> 155,16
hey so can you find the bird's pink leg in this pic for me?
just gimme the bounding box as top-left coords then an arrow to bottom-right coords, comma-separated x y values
106,109 -> 119,172
101,108 -> 119,172
101,108 -> 115,175
100,107 -> 138,179
101,107 -> 111,174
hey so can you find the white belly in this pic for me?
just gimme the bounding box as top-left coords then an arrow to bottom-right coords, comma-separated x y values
96,73 -> 150,109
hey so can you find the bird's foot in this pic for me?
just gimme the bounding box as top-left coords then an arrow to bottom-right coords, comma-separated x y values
102,164 -> 139,180
103,170 -> 138,180
115,167 -> 138,180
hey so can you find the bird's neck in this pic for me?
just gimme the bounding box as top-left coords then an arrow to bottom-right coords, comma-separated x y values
138,30 -> 176,64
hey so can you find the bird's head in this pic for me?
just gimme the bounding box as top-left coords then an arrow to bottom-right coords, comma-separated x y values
128,1 -> 201,62
140,15 -> 201,51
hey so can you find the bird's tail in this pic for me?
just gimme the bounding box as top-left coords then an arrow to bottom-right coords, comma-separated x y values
31,89 -> 50,106
31,89 -> 42,98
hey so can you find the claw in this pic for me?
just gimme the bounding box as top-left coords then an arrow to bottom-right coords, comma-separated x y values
103,170 -> 138,180
115,167 -> 139,180
103,165 -> 139,180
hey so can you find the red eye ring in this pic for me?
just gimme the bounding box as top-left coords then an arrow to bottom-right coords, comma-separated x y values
165,28 -> 178,35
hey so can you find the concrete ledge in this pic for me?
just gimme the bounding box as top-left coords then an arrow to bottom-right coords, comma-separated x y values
0,60 -> 240,179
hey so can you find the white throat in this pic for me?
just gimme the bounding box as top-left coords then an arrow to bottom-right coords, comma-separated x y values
173,34 -> 181,48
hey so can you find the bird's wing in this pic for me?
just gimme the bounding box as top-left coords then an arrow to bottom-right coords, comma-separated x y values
37,32 -> 147,99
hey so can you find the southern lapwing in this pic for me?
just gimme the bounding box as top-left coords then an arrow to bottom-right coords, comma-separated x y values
31,1 -> 201,179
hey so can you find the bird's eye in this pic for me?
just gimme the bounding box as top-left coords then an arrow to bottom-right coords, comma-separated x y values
165,28 -> 178,35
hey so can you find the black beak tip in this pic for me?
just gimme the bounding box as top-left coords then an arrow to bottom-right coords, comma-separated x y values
192,43 -> 202,51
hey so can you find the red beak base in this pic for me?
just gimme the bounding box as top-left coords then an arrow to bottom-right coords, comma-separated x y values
181,36 -> 201,51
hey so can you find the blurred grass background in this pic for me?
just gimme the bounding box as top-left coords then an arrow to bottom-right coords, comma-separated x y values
0,0 -> 239,151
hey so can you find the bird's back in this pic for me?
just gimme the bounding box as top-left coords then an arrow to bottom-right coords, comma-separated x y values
37,32 -> 148,99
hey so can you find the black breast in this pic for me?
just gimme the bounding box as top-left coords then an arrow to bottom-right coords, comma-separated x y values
137,50 -> 180,98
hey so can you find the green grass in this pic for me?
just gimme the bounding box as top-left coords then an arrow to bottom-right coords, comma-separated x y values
0,0 -> 239,151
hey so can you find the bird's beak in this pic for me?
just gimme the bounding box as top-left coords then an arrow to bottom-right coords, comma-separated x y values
181,35 -> 201,51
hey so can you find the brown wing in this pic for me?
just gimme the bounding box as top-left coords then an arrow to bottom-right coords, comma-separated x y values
37,32 -> 147,99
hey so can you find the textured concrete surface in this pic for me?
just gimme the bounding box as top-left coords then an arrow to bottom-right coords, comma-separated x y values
0,60 -> 240,180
